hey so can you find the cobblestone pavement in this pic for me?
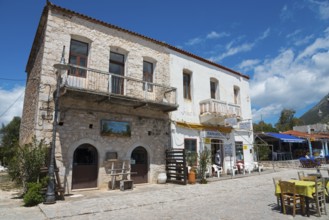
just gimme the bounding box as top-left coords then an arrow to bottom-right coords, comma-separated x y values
1,168 -> 329,220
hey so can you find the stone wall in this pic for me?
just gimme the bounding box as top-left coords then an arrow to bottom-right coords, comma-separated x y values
55,98 -> 170,191
22,5 -> 173,193
19,25 -> 46,145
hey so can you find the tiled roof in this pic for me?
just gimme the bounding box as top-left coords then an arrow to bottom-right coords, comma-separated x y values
26,1 -> 249,80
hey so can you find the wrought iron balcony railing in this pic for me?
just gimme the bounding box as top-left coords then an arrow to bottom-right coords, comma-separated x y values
59,64 -> 177,108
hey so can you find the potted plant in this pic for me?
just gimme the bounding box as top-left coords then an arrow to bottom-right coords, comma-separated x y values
186,151 -> 197,184
198,148 -> 211,184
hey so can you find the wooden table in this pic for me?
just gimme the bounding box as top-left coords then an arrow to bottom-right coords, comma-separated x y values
275,180 -> 328,217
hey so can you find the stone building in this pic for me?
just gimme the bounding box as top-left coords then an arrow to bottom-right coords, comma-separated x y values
20,2 -> 253,192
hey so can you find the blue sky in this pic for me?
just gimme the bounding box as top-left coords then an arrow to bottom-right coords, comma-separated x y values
0,0 -> 329,126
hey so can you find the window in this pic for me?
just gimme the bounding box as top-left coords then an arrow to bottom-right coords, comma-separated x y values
210,79 -> 219,99
69,39 -> 88,77
234,86 -> 240,105
143,61 -> 153,92
185,138 -> 197,165
183,72 -> 191,100
110,52 -> 125,94
185,139 -> 197,152
235,141 -> 243,160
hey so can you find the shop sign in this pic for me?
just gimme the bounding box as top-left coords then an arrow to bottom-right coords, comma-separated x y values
225,117 -> 237,126
239,121 -> 251,130
202,130 -> 225,138
204,138 -> 211,144
224,143 -> 232,156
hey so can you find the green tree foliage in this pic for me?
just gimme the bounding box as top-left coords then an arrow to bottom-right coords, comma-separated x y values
8,138 -> 48,192
254,144 -> 271,161
253,120 -> 278,133
275,109 -> 299,132
0,117 -> 21,166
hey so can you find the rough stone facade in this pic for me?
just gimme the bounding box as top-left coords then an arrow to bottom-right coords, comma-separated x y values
22,3 -> 172,193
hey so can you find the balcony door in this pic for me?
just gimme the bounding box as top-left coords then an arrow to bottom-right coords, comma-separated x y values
110,52 -> 125,94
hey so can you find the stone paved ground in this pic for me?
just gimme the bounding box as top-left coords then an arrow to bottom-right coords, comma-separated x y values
1,168 -> 329,220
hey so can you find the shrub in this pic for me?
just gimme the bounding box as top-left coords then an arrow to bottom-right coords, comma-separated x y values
23,182 -> 43,206
8,138 -> 48,192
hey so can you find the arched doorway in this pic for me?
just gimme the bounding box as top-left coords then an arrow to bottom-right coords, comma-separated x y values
131,146 -> 148,184
72,144 -> 98,189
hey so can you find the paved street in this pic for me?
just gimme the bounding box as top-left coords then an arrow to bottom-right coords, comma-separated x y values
1,168 -> 328,219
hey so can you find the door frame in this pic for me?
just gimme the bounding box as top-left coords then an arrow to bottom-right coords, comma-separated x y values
71,144 -> 99,190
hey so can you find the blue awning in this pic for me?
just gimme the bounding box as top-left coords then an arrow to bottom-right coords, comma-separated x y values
265,132 -> 305,143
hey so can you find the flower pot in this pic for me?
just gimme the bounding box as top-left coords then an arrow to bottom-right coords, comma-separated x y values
188,170 -> 196,184
157,172 -> 167,184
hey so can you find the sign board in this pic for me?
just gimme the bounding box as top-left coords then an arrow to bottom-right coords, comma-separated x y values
224,117 -> 237,126
224,143 -> 232,156
204,138 -> 211,144
202,130 -> 227,138
239,121 -> 251,130
243,145 -> 248,150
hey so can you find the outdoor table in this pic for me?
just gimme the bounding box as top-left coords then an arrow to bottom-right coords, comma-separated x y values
275,180 -> 329,217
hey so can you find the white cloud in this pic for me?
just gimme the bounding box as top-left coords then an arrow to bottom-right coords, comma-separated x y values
209,41 -> 254,62
208,29 -> 269,62
238,59 -> 260,71
280,4 -> 293,21
206,31 -> 229,39
250,27 -> 329,124
258,28 -> 270,40
185,37 -> 203,46
315,0 -> 329,20
0,86 -> 25,126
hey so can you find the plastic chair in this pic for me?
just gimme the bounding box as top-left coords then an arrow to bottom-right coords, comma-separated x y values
231,164 -> 238,176
279,181 -> 305,217
243,162 -> 253,174
212,164 -> 222,178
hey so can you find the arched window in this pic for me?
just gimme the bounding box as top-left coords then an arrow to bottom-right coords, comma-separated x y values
234,85 -> 240,105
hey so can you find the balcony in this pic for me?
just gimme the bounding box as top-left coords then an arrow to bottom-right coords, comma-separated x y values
199,99 -> 241,125
59,64 -> 178,112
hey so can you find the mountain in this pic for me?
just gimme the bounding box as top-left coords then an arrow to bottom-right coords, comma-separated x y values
299,94 -> 329,124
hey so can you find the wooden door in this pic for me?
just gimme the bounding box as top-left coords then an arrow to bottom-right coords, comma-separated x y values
72,144 -> 98,189
131,146 -> 148,184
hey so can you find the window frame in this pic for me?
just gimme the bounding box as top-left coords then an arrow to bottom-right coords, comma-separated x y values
183,72 -> 191,100
210,78 -> 219,99
234,86 -> 240,105
109,51 -> 125,94
143,60 -> 154,92
68,39 -> 89,78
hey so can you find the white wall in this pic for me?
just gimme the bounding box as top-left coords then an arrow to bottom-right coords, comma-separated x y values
168,49 -> 254,169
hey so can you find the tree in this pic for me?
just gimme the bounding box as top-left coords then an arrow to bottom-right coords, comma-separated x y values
0,117 -> 21,166
275,109 -> 299,132
253,121 -> 278,133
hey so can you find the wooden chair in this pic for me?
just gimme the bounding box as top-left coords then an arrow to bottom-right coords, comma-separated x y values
297,171 -> 305,180
272,177 -> 282,208
301,175 -> 317,181
279,181 -> 305,217
310,178 -> 327,217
